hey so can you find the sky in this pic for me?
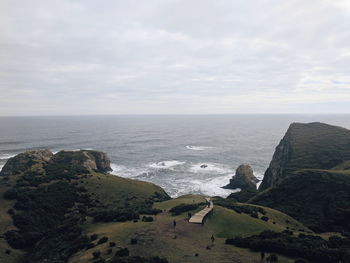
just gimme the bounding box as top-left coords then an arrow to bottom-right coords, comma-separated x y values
0,0 -> 350,116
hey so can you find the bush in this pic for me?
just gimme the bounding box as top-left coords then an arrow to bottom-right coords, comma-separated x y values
109,242 -> 116,247
3,188 -> 18,200
261,216 -> 269,222
142,216 -> 154,222
250,211 -> 258,218
115,248 -> 130,257
5,230 -> 26,249
91,233 -> 98,241
169,203 -> 204,216
139,208 -> 162,215
226,230 -> 350,263
130,238 -> 138,245
92,251 -> 101,259
214,198 -> 267,216
97,237 -> 109,244
7,208 -> 15,215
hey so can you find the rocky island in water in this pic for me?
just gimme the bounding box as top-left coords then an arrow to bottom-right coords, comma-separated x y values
1,122 -> 350,263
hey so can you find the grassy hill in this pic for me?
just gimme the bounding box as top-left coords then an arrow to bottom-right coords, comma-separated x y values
1,146 -> 349,263
251,169 -> 350,233
259,122 -> 350,191
70,195 -> 304,263
0,150 -> 169,263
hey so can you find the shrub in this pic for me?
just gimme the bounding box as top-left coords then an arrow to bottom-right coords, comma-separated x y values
7,208 -> 15,215
130,238 -> 138,245
90,233 -> 98,241
226,230 -> 350,263
92,251 -> 101,259
97,237 -> 109,244
261,216 -> 269,222
109,242 -> 116,247
115,248 -> 130,257
3,188 -> 18,200
250,211 -> 258,218
169,203 -> 204,216
142,216 -> 154,222
5,230 -> 26,249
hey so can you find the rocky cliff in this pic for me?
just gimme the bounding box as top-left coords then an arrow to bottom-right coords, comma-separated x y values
0,149 -> 112,176
259,122 -> 350,191
50,150 -> 112,173
0,149 -> 53,176
223,164 -> 258,191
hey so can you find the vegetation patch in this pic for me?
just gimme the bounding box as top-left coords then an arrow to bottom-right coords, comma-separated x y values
169,202 -> 205,216
226,230 -> 350,263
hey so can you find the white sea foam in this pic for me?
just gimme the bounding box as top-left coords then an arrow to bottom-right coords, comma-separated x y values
149,160 -> 185,169
110,163 -> 148,179
0,164 -> 3,172
172,175 -> 238,198
0,153 -> 16,160
186,145 -> 212,151
256,172 -> 264,189
189,163 -> 232,174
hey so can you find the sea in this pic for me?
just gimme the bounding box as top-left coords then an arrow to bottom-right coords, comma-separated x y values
1,114 -> 349,197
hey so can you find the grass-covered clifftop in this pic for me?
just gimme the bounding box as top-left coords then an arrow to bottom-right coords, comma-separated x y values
259,122 -> 350,191
251,122 -> 350,233
252,169 -> 350,233
0,150 -> 169,263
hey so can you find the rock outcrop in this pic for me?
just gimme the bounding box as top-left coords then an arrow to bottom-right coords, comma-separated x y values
50,150 -> 112,173
259,122 -> 350,191
223,164 -> 258,191
0,149 -> 53,176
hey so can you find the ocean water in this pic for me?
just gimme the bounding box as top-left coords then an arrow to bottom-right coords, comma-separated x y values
1,115 -> 350,197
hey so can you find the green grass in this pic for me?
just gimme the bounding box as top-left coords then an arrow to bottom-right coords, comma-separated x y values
80,172 -> 170,209
154,194 -> 207,210
69,195 -> 305,263
252,169 -> 350,232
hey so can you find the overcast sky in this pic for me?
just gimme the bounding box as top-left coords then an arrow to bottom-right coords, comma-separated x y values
1,0 -> 350,115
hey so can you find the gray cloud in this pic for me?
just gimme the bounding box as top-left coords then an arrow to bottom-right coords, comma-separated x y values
0,0 -> 349,115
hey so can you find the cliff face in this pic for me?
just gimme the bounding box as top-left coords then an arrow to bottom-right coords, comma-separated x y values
0,149 -> 53,176
48,150 -> 112,173
259,122 -> 350,191
1,149 -> 112,177
85,150 -> 112,173
224,164 -> 258,191
258,131 -> 292,191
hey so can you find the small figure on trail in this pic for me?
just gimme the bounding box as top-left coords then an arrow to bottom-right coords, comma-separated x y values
173,219 -> 177,228
211,235 -> 215,245
188,212 -> 192,220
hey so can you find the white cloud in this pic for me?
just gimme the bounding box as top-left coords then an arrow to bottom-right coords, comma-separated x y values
0,0 -> 349,115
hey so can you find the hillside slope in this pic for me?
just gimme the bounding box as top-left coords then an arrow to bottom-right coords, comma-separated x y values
252,169 -> 350,232
259,122 -> 350,191
0,150 -> 169,263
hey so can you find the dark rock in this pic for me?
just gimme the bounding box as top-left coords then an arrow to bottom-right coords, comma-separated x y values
200,164 -> 208,168
223,164 -> 258,191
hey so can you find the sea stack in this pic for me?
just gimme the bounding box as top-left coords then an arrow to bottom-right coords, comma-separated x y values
223,164 -> 258,191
